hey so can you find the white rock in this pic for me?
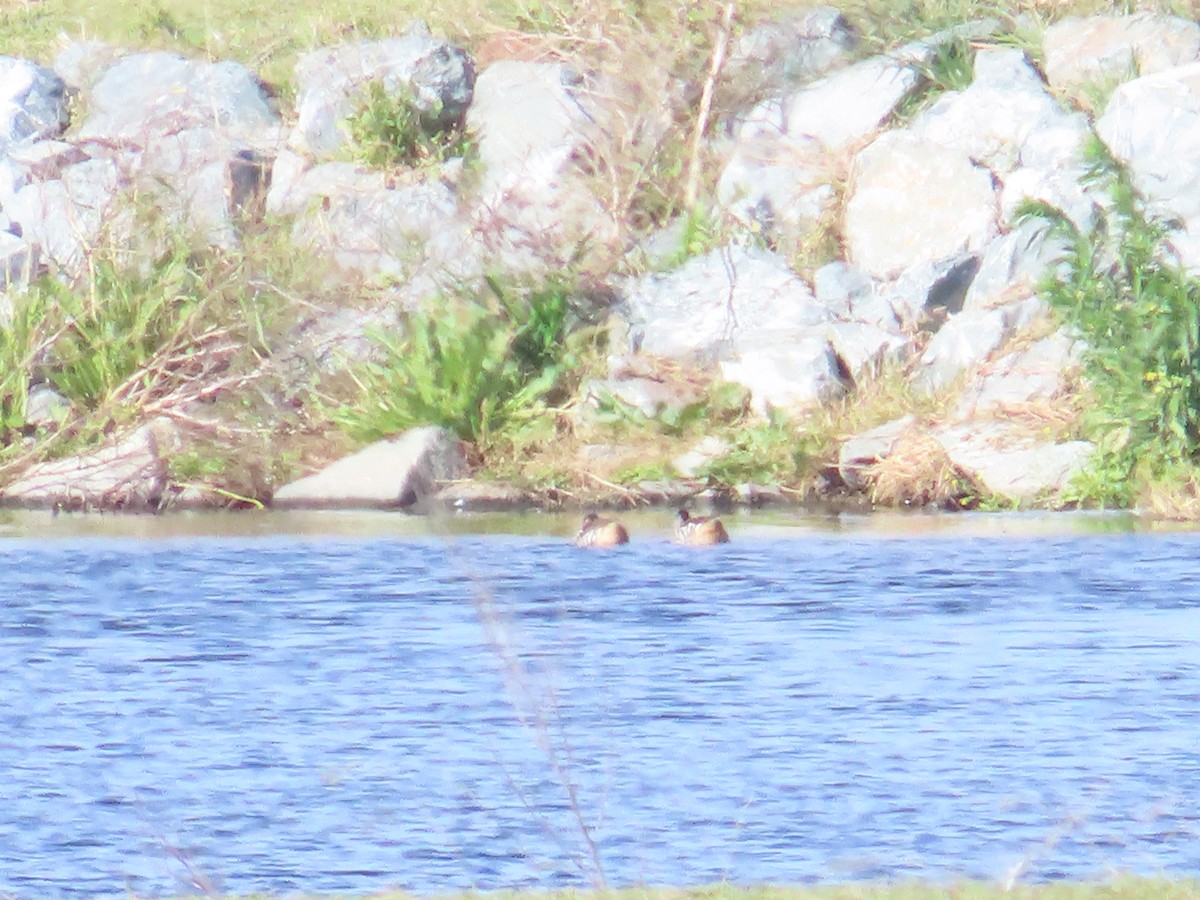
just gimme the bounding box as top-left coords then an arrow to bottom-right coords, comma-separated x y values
1096,61 -> 1200,268
291,24 -> 474,159
0,418 -> 178,510
719,337 -> 848,414
844,130 -> 998,279
8,158 -> 128,277
934,421 -> 1094,501
624,244 -> 827,363
825,321 -> 911,382
913,296 -> 1045,395
272,425 -> 467,509
716,133 -> 837,242
964,219 -> 1069,310
955,331 -> 1083,419
1043,14 -> 1200,92
909,48 -> 1079,174
740,55 -> 920,154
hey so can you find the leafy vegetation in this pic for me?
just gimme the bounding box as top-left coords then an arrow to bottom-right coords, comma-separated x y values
1026,137 -> 1200,508
344,81 -> 475,169
894,36 -> 976,123
334,277 -> 584,446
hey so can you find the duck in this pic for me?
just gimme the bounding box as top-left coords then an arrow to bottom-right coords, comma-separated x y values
674,508 -> 730,545
574,512 -> 630,548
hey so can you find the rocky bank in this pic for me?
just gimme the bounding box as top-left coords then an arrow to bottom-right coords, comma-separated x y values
0,10 -> 1198,512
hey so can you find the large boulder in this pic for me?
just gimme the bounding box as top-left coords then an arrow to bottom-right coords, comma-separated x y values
1042,14 -> 1200,95
844,130 -> 998,279
266,160 -> 461,285
467,60 -> 616,274
76,51 -> 278,143
1096,62 -> 1200,271
7,156 -> 129,277
954,330 -> 1083,419
737,55 -> 919,154
0,419 -> 178,511
933,421 -> 1094,502
621,244 -> 827,363
272,426 -> 467,509
720,337 -> 848,415
912,296 -> 1045,396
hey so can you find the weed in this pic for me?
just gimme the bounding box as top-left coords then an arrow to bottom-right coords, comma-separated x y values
698,414 -> 817,486
334,277 -> 580,446
1025,136 -> 1200,507
893,36 -> 976,123
344,81 -> 475,170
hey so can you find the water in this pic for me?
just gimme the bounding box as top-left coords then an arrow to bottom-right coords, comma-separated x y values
2,509 -> 1200,897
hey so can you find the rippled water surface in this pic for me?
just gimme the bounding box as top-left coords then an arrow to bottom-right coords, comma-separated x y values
3,509 -> 1200,897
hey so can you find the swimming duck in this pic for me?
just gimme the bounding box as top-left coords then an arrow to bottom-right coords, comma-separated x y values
674,509 -> 730,545
574,512 -> 630,548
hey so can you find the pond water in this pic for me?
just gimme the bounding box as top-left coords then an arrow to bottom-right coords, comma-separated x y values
2,508 -> 1199,897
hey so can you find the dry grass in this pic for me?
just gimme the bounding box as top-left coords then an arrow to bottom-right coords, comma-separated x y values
867,424 -> 968,507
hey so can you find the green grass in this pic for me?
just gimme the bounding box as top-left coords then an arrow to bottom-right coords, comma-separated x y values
333,276 -> 583,447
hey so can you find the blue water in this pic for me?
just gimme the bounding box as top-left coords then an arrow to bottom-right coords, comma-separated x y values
2,514 -> 1200,896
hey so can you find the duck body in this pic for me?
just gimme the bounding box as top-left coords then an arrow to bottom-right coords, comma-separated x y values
574,513 -> 630,547
674,509 -> 730,545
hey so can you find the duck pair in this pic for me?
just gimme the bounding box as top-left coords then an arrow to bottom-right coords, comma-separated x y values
574,510 -> 730,547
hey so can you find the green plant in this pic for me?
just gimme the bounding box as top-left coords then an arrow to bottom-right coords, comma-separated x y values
344,81 -> 474,169
36,259 -> 198,407
893,36 -> 976,122
698,414 -> 816,485
335,277 -> 580,446
0,292 -> 51,445
1025,136 -> 1200,507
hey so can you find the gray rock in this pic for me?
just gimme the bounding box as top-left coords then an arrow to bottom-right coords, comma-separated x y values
272,425 -> 467,509
24,384 -> 70,430
8,157 -> 129,277
270,161 -> 460,284
844,130 -> 998,279
813,260 -> 900,330
0,418 -> 178,510
955,330 -> 1084,419
726,6 -> 857,97
838,415 -> 915,492
825,321 -> 911,383
738,54 -> 920,154
674,436 -> 733,479
999,165 -> 1099,234
716,133 -> 837,244
1042,14 -> 1200,93
77,52 -> 278,144
53,40 -> 125,92
291,23 -> 474,159
933,421 -> 1094,501
0,58 -> 68,149
880,253 -> 981,332
1096,62 -> 1200,269
964,219 -> 1069,310
623,244 -> 827,363
467,60 -> 614,274
719,336 -> 848,415
909,49 -> 1081,172
913,296 -> 1045,395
